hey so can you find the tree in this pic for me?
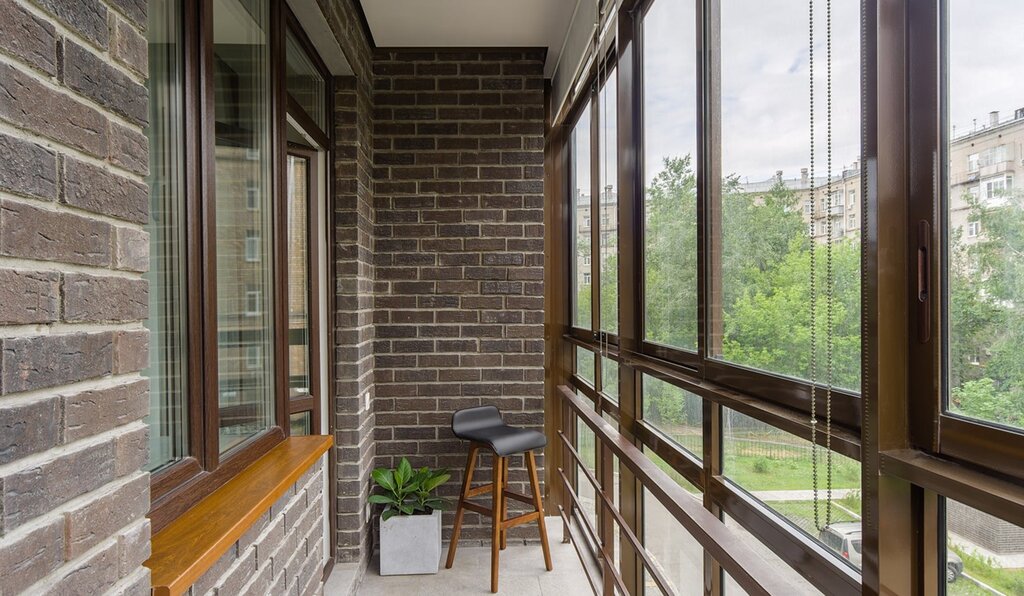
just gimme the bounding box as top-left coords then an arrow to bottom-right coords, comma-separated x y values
644,156 -> 699,350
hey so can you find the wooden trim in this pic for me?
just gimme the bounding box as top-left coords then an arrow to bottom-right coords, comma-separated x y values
147,435 -> 333,596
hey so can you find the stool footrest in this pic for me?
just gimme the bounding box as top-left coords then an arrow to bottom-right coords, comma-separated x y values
461,500 -> 493,517
502,490 -> 533,506
466,484 -> 493,498
500,511 -> 541,530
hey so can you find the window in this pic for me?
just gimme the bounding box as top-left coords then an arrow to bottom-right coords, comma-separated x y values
723,409 -> 861,570
144,0 -> 189,473
944,499 -> 1024,593
285,28 -> 326,131
718,0 -> 861,392
982,175 -> 1013,203
583,255 -> 591,266
245,345 -> 262,370
642,375 -> 702,458
599,69 -> 618,336
245,289 -> 261,316
847,189 -> 856,206
572,105 -> 593,329
245,230 -> 261,262
946,0 -> 1024,435
968,152 -> 979,173
246,181 -> 259,210
143,0 -> 327,529
642,0 -> 698,353
577,348 -> 596,386
848,213 -> 856,230
642,449 -> 701,595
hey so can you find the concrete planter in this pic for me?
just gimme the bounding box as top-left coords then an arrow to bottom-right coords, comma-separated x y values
379,509 -> 442,575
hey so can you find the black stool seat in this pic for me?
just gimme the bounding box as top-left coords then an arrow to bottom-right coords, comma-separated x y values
451,405 -> 546,456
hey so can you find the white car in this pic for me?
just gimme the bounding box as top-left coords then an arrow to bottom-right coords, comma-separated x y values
818,522 -> 964,583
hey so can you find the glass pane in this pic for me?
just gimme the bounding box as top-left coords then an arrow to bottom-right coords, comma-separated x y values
723,408 -> 861,571
945,499 -> 1024,594
287,154 -> 311,398
601,355 -> 618,402
642,0 -> 698,352
577,420 -> 598,534
290,411 -> 312,436
642,375 -> 703,459
643,449 -> 701,596
599,70 -> 618,334
717,0 -> 862,391
945,1 -> 1024,431
214,0 -> 276,453
577,347 -> 596,386
723,514 -> 823,595
143,0 -> 188,472
285,29 -> 326,132
573,105 -> 593,329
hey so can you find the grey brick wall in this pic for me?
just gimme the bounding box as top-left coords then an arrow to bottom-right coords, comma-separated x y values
184,459 -> 327,596
371,49 -> 547,544
0,0 -> 152,594
315,0 -> 378,566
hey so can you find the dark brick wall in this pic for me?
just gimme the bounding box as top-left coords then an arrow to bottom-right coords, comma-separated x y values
371,49 -> 547,543
315,0 -> 378,566
0,0 -> 151,593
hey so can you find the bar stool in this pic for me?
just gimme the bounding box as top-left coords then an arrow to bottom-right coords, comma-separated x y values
445,405 -> 553,593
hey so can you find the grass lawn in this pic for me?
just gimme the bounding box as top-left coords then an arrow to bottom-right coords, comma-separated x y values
765,500 -> 860,538
724,452 -> 861,491
949,544 -> 1024,595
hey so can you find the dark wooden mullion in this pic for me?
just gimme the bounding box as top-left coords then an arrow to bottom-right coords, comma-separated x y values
616,1 -> 644,593
286,95 -> 329,150
271,0 -> 290,438
198,0 -> 221,470
590,84 -> 603,398
183,0 -> 207,472
701,1 -> 723,594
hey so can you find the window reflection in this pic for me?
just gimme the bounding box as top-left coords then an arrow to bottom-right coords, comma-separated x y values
573,105 -> 593,329
144,0 -> 188,472
214,0 -> 276,453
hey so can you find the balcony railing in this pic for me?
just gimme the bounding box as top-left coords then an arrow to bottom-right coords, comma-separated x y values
556,385 -> 792,595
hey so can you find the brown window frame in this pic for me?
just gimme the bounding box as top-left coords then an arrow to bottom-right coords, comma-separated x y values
906,0 -> 1024,485
147,0 -> 333,533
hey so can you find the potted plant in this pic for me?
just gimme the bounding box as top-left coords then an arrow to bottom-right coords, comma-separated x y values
371,457 -> 451,575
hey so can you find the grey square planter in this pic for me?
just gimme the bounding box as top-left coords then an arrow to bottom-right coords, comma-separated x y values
379,509 -> 442,576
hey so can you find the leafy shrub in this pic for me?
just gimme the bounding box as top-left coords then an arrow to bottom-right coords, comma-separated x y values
370,458 -> 450,521
752,457 -> 772,474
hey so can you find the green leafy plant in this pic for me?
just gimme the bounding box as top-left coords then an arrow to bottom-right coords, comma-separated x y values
370,458 -> 451,522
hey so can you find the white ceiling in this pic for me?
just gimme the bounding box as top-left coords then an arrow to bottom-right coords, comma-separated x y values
359,0 -> 580,76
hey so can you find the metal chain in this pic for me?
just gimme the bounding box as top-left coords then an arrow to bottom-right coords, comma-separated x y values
808,0 -> 820,532
809,0 -> 836,531
824,0 -> 835,529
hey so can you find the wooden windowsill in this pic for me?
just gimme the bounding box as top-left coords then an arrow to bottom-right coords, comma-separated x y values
146,435 -> 333,596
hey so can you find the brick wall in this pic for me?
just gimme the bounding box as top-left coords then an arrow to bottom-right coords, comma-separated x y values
315,0 -> 378,566
948,500 -> 1024,555
371,49 -> 547,543
0,0 -> 152,593
184,459 -> 326,596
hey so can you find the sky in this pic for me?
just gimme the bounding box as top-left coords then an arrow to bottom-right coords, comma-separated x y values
582,0 -> 1022,186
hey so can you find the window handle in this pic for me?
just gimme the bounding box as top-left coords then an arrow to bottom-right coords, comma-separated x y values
917,219 -> 931,343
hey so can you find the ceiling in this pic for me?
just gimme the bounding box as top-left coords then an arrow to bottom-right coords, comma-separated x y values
358,0 -> 580,77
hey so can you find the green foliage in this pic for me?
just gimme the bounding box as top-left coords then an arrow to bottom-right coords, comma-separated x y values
752,457 -> 772,474
370,458 -> 451,522
948,190 -> 1024,429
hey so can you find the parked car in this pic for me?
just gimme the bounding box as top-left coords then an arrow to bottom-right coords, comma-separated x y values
818,523 -> 964,583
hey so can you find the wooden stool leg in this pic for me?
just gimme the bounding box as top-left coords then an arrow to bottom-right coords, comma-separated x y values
446,444 -> 478,569
500,456 -> 509,550
491,454 -> 504,593
527,450 -> 553,571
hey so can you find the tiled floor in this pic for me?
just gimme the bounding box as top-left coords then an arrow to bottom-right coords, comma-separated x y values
326,518 -> 594,596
